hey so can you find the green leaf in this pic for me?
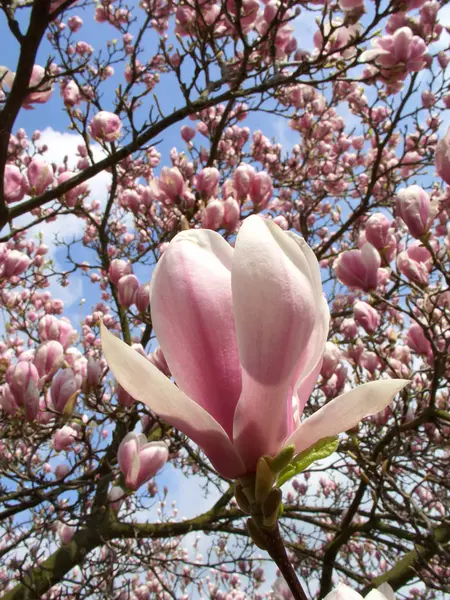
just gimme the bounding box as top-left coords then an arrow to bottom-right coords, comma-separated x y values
277,436 -> 339,487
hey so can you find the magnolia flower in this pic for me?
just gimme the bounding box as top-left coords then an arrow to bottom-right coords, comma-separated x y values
323,582 -> 395,600
101,216 -> 408,479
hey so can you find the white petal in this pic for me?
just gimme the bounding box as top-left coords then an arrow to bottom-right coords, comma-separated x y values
323,583 -> 363,600
287,379 -> 409,454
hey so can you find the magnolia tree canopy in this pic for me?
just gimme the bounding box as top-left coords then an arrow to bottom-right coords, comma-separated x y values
0,0 -> 449,599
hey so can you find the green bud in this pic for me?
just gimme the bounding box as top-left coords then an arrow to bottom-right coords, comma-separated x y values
262,488 -> 282,528
255,457 -> 274,504
246,518 -> 267,550
269,445 -> 295,474
62,391 -> 79,418
234,483 -> 251,514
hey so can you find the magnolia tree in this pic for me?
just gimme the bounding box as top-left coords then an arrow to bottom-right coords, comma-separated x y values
0,0 -> 449,598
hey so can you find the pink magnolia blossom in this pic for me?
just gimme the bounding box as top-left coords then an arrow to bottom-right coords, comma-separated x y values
54,426 -> 77,451
57,171 -> 90,206
396,185 -> 437,238
51,368 -> 79,412
180,125 -> 196,142
58,523 -> 75,545
34,340 -> 65,379
334,243 -> 381,291
135,284 -> 150,313
196,167 -> 220,197
249,171 -> 273,208
354,301 -> 380,334
102,216 -> 408,478
61,80 -> 82,107
108,259 -> 133,285
27,156 -> 54,195
233,164 -> 256,198
407,323 -> 432,356
4,164 -> 25,203
360,27 -> 428,81
397,242 -> 432,285
364,213 -> 391,249
90,111 -> 122,142
202,199 -> 224,230
118,432 -> 168,490
2,250 -> 31,277
435,126 -> 450,185
1,65 -> 53,108
117,274 -> 139,307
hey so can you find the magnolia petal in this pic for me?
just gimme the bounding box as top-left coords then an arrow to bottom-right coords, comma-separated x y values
375,584 -> 395,600
287,379 -> 409,454
323,583 -> 363,600
101,324 -> 245,479
149,228 -> 241,437
232,217 -> 317,469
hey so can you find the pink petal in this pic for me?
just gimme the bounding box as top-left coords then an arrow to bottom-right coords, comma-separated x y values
150,229 -> 241,437
287,379 -> 409,453
101,324 -> 245,479
232,217 -> 317,470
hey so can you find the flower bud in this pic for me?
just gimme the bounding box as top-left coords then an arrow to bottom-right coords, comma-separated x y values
396,185 -> 437,238
90,111 -> 122,142
4,164 -> 25,203
108,259 -> 133,285
27,156 -> 54,195
435,126 -> 450,185
51,368 -> 79,413
54,426 -> 77,451
353,301 -> 380,334
34,340 -> 65,379
196,167 -> 220,197
3,250 -> 31,277
118,433 -> 169,491
117,274 -> 139,307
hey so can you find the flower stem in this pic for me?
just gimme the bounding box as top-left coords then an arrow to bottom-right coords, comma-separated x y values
261,524 -> 309,600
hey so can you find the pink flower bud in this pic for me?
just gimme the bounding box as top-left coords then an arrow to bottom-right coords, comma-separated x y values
135,284 -> 150,313
4,164 -> 25,203
34,340 -> 65,379
180,125 -> 196,142
57,171 -> 89,206
435,126 -> 450,185
6,360 -> 39,400
364,213 -> 391,249
353,301 -> 380,334
51,368 -> 79,412
108,486 -> 125,512
334,243 -> 381,291
202,199 -> 224,230
118,433 -> 169,491
90,111 -> 122,142
117,274 -> 139,307
3,250 -> 31,277
321,342 -> 341,380
54,426 -> 77,451
233,164 -> 256,198
148,347 -> 171,377
108,259 -> 133,285
397,241 -> 431,285
196,167 -> 220,197
58,523 -> 75,545
158,167 -> 185,202
0,384 -> 19,415
117,384 -> 135,407
86,356 -> 102,387
27,156 -> 54,195
61,80 -> 81,107
396,185 -> 437,238
249,172 -> 273,208
55,463 -> 70,479
340,318 -> 358,339
222,197 -> 240,231
407,323 -> 432,355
